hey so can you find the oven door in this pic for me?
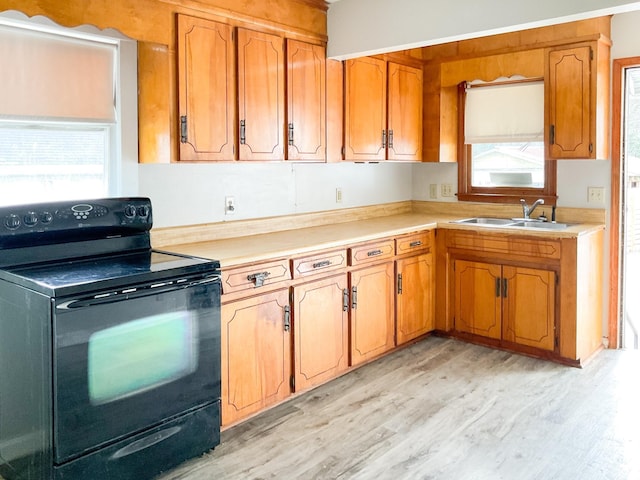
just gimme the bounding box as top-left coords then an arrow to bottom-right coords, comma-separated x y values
52,274 -> 221,464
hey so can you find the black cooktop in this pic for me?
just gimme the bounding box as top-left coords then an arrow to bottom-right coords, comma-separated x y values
0,250 -> 219,297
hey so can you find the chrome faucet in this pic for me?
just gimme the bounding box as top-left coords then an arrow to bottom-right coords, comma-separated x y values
520,198 -> 544,219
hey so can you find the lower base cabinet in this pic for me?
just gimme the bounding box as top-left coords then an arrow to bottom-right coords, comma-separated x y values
396,252 -> 435,345
220,289 -> 291,426
349,262 -> 395,366
453,259 -> 556,351
292,274 -> 349,392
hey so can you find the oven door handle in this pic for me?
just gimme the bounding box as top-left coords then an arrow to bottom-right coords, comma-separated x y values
56,275 -> 221,310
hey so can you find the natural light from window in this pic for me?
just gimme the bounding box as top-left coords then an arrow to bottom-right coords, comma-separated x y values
471,141 -> 544,188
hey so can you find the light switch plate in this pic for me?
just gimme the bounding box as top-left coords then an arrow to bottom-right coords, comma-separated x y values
587,187 -> 605,204
429,184 -> 438,199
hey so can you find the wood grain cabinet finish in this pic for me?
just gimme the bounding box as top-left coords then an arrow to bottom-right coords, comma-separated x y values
291,250 -> 347,278
453,259 -> 556,350
286,39 -> 326,161
344,57 -> 423,161
396,252 -> 435,345
349,262 -> 395,365
177,15 -> 235,161
292,274 -> 349,392
221,289 -> 291,426
546,40 -> 610,160
221,259 -> 291,295
237,28 -> 285,161
349,239 -> 394,266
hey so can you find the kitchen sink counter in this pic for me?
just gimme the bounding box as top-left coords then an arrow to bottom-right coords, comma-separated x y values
157,206 -> 604,267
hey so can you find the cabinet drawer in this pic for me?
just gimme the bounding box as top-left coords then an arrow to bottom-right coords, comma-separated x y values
395,231 -> 432,255
349,239 -> 394,266
291,250 -> 347,278
221,259 -> 291,294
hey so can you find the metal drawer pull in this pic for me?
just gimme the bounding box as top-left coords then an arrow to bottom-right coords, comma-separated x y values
312,260 -> 332,269
247,271 -> 270,287
409,241 -> 422,247
367,249 -> 383,257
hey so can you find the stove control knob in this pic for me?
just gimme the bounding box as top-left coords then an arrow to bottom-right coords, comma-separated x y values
124,205 -> 137,218
41,212 -> 53,224
23,211 -> 38,227
137,205 -> 150,218
5,214 -> 20,230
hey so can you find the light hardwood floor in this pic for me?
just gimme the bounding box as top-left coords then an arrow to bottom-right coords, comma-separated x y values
158,337 -> 640,480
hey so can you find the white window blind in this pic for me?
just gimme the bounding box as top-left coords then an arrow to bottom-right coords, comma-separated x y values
464,81 -> 544,144
0,25 -> 116,122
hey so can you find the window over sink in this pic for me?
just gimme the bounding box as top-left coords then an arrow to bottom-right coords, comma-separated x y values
457,78 -> 557,204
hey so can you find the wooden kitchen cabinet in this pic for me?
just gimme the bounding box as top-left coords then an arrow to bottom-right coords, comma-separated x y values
292,274 -> 349,392
286,39 -> 326,161
453,260 -> 555,350
344,57 -> 423,161
546,39 -> 610,160
237,28 -> 285,161
349,261 -> 395,365
395,230 -> 435,345
220,289 -> 291,426
177,15 -> 235,161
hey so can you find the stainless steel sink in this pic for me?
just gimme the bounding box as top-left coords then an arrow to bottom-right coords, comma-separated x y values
452,217 -> 518,226
509,221 -> 570,230
451,217 -> 571,230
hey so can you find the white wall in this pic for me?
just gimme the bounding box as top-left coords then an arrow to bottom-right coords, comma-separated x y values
139,162 -> 413,227
327,0 -> 640,59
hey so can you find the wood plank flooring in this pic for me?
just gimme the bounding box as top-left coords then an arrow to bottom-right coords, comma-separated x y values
157,337 -> 640,480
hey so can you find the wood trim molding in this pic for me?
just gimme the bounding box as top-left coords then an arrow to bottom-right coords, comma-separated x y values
608,57 -> 640,349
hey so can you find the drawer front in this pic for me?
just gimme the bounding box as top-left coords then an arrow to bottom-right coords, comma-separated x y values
395,231 -> 432,255
221,259 -> 291,294
447,231 -> 561,260
349,239 -> 394,266
292,250 -> 347,278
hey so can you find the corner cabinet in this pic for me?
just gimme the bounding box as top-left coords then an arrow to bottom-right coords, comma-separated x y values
344,57 -> 423,161
546,39 -> 610,160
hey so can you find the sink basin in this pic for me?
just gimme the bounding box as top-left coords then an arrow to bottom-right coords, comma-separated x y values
452,217 -> 518,226
509,221 -> 571,230
451,217 -> 571,230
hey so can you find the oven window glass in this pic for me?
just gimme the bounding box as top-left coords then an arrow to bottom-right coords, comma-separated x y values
87,311 -> 199,405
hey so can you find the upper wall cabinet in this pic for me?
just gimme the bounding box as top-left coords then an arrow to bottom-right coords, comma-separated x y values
237,29 -> 285,161
344,57 -> 423,161
177,15 -> 326,162
287,39 -> 326,161
177,15 -> 235,161
545,39 -> 610,160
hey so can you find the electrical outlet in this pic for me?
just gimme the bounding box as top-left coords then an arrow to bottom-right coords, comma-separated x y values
336,187 -> 343,204
587,187 -> 605,204
429,184 -> 438,199
225,196 -> 236,215
441,184 -> 454,197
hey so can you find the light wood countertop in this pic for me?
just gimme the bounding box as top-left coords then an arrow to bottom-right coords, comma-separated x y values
158,211 -> 604,267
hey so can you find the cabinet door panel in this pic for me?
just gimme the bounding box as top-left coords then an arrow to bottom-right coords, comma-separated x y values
238,29 -> 284,160
221,290 -> 290,425
293,274 -> 349,392
344,57 -> 387,161
396,253 -> 434,345
502,266 -> 556,351
388,62 -> 423,161
287,39 -> 326,161
350,262 -> 395,365
547,46 -> 591,159
454,260 -> 502,340
177,15 -> 235,161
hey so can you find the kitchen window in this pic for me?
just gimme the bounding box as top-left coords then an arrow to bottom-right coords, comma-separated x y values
0,12 -> 137,207
457,78 -> 557,204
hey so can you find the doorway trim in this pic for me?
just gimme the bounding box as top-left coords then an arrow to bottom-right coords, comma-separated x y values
609,57 -> 640,348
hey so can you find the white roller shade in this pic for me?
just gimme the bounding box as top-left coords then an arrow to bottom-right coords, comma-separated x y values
464,81 -> 544,144
0,25 -> 116,122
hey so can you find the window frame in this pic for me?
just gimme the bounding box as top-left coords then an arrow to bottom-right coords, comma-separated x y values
456,80 -> 558,205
